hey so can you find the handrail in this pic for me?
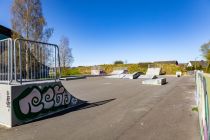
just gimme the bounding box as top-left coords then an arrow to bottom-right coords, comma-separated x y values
0,38 -> 61,84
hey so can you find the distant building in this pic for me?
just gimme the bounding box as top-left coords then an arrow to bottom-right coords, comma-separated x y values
154,60 -> 178,65
187,60 -> 208,68
178,63 -> 188,66
138,62 -> 152,64
0,25 -> 12,40
0,25 -> 51,79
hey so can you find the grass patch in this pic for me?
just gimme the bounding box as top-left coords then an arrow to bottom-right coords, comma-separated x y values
192,107 -> 198,112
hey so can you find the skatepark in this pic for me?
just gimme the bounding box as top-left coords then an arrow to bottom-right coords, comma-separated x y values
2,0 -> 210,139
0,37 -> 206,140
0,38 -> 202,140
0,75 -> 200,140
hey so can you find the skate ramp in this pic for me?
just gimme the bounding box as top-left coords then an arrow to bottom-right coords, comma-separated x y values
91,70 -> 100,75
105,69 -> 128,79
91,70 -> 105,76
0,81 -> 86,127
105,74 -> 126,79
110,70 -> 128,75
138,68 -> 160,79
138,74 -> 157,79
122,72 -> 141,79
146,68 -> 161,76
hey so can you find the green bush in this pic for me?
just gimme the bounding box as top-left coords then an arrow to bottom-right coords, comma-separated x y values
114,60 -> 124,64
158,64 -> 186,75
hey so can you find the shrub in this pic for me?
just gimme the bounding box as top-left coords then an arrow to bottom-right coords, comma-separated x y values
114,60 -> 124,64
61,67 -> 81,77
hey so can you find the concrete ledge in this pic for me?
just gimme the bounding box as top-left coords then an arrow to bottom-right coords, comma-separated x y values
142,78 -> 167,85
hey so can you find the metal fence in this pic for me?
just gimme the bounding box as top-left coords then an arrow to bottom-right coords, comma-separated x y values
0,38 -> 13,84
0,38 -> 60,84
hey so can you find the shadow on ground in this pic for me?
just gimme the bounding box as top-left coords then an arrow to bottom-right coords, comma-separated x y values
15,98 -> 116,127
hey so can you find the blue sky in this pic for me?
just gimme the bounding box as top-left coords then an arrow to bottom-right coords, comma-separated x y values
1,0 -> 210,66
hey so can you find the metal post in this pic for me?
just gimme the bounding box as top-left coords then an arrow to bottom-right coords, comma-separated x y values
7,39 -> 10,84
10,39 -> 13,84
55,46 -> 56,81
19,41 -> 22,84
14,40 -> 17,82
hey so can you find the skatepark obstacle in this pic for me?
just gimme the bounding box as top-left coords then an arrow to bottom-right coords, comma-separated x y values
105,68 -> 141,79
122,72 -> 141,79
138,68 -> 160,79
146,68 -> 161,76
176,71 -> 182,77
138,74 -> 157,79
0,38 -> 85,127
142,78 -> 166,85
91,66 -> 105,76
105,68 -> 128,78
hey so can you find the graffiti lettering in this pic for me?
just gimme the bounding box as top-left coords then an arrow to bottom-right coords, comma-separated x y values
13,85 -> 79,120
196,71 -> 210,140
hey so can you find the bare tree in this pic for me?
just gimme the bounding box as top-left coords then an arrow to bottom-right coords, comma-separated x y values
11,0 -> 53,41
59,36 -> 74,68
11,0 -> 53,79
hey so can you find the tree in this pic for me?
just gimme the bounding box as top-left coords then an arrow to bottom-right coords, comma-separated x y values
114,60 -> 124,64
59,36 -> 74,68
201,41 -> 210,72
11,0 -> 53,79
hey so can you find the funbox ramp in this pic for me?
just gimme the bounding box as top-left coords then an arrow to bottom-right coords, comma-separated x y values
0,81 -> 85,127
91,70 -> 100,75
105,74 -> 126,79
138,74 -> 157,79
122,72 -> 141,79
105,72 -> 141,79
110,70 -> 127,75
105,69 -> 130,79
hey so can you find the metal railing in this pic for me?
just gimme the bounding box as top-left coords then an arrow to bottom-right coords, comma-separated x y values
0,38 -> 13,84
0,38 -> 60,84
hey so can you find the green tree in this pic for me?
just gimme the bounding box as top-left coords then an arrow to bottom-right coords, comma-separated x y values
201,41 -> 210,72
114,60 -> 124,64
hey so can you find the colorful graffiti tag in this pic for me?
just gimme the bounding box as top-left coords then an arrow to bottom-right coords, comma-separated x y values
13,85 -> 80,120
196,71 -> 210,140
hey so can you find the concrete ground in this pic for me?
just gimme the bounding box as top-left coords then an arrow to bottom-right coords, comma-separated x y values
0,76 -> 199,140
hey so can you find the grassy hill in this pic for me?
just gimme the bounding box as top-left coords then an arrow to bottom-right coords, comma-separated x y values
61,63 -> 187,76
